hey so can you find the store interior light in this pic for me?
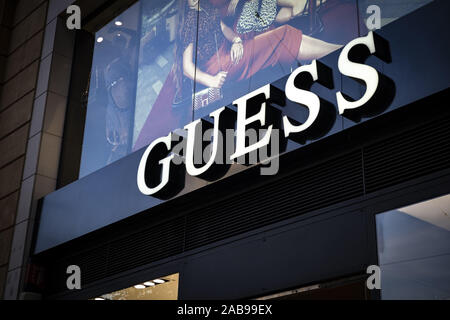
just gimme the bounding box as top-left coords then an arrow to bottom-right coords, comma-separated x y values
153,279 -> 165,284
115,21 -> 123,26
96,37 -> 104,43
134,284 -> 146,289
133,279 -> 168,290
144,281 -> 155,287
91,274 -> 178,300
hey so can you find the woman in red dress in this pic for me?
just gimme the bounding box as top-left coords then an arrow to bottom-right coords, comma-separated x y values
182,0 -> 340,89
133,0 -> 341,151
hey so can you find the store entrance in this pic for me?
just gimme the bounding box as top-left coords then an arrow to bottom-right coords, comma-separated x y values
92,273 -> 179,300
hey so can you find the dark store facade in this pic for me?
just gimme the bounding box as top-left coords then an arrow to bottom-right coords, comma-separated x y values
0,0 -> 449,300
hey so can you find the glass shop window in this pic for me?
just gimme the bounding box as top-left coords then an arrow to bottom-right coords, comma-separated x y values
79,0 -> 436,178
79,0 -> 196,178
79,0 -> 369,178
376,194 -> 450,299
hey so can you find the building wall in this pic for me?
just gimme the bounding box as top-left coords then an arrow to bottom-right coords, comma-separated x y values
0,0 -> 446,300
0,0 -> 75,300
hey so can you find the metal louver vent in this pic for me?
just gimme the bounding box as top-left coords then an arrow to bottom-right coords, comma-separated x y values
106,217 -> 185,276
184,151 -> 364,250
364,115 -> 450,193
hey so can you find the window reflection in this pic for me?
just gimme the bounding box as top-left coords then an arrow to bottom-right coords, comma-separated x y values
80,3 -> 141,178
376,194 -> 450,299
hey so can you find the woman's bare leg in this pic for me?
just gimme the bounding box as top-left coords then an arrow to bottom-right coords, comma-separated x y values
297,35 -> 342,61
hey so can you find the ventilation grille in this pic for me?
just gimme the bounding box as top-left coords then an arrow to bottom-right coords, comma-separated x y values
45,111 -> 450,294
364,116 -> 450,193
185,151 -> 363,251
106,217 -> 185,275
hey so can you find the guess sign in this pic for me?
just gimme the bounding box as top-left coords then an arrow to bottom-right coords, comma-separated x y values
137,32 -> 391,199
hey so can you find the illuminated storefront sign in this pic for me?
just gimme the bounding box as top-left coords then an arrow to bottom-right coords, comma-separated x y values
137,31 -> 390,198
